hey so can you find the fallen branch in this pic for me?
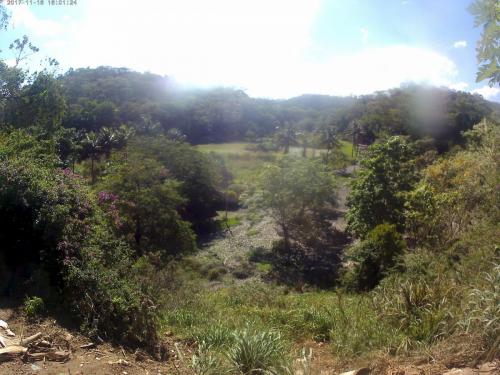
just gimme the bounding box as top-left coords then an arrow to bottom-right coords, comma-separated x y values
0,345 -> 27,362
27,350 -> 71,363
19,332 -> 42,346
80,342 -> 96,349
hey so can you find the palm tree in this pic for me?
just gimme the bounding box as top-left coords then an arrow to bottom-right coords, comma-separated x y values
81,132 -> 101,184
275,121 -> 298,154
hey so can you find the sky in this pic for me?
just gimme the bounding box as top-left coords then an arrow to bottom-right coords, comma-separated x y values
1,0 -> 499,101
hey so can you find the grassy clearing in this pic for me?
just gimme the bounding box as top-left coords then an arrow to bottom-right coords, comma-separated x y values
195,141 -> 355,183
162,282 -> 402,355
162,226 -> 499,370
339,140 -> 354,160
216,211 -> 242,229
185,138 -> 499,371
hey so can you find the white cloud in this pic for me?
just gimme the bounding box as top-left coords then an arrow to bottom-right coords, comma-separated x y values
7,4 -> 62,37
360,28 -> 369,44
289,45 -> 459,98
59,0 -> 321,93
453,40 -> 467,48
3,58 -> 16,67
449,81 -> 469,91
472,85 -> 500,100
6,1 -> 463,98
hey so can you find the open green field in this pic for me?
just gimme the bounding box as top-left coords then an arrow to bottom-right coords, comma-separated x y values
195,141 -> 355,183
196,141 -> 354,158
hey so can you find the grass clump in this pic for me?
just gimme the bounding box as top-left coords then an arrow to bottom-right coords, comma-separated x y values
191,326 -> 292,375
226,328 -> 291,374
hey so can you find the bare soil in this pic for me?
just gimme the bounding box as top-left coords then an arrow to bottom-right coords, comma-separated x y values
0,304 -> 193,375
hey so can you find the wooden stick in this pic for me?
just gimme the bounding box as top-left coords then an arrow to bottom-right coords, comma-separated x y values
20,332 -> 42,346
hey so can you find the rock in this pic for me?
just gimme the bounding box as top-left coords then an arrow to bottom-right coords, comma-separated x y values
31,363 -> 41,371
108,359 -> 131,366
135,348 -> 147,361
443,369 -> 477,375
0,320 -> 15,337
478,362 -> 499,373
5,329 -> 15,337
339,368 -> 370,375
391,367 -> 424,375
38,340 -> 52,347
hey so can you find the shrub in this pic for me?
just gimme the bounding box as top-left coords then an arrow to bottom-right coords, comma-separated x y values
0,141 -> 159,347
343,223 -> 405,291
347,136 -> 416,238
24,296 -> 45,318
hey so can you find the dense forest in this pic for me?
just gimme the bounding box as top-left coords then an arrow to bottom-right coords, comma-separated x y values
0,1 -> 499,374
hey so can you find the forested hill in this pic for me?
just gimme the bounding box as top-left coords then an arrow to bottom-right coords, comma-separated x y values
59,66 -> 497,147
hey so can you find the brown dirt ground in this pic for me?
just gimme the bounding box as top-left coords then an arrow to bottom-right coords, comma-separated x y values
0,305 -> 194,375
293,337 -> 499,375
1,305 -> 498,375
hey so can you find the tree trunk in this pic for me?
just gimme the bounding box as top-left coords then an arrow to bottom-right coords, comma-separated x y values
134,218 -> 142,254
91,156 -> 96,184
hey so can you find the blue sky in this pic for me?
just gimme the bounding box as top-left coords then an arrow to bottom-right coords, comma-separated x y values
1,0 -> 499,101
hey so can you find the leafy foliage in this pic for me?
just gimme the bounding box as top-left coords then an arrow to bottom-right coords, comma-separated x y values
468,0 -> 500,86
24,296 -> 45,319
254,157 -> 346,285
130,136 -> 224,231
343,223 -> 406,291
347,136 -> 416,238
405,121 -> 499,248
0,132 -> 159,346
101,150 -> 196,257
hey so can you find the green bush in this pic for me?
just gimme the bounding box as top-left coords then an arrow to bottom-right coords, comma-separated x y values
0,135 -> 159,347
24,296 -> 45,318
343,223 -> 405,291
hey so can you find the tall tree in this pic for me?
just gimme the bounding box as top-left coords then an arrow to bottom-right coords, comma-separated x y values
347,136 -> 416,238
468,0 -> 500,86
102,152 -> 196,256
258,157 -> 336,251
0,4 -> 9,32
